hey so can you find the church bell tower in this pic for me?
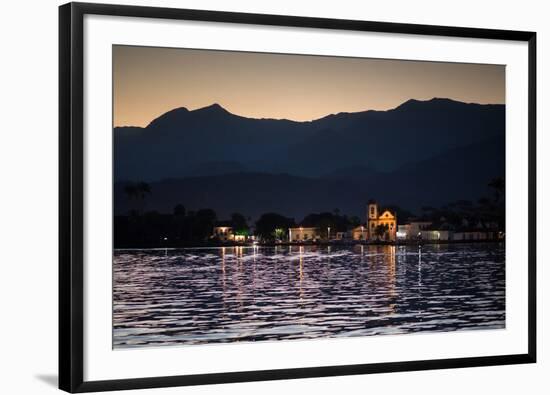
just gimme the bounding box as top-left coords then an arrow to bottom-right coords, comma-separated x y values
368,201 -> 378,221
367,201 -> 378,239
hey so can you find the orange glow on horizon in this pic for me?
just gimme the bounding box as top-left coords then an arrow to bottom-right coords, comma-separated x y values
113,46 -> 505,128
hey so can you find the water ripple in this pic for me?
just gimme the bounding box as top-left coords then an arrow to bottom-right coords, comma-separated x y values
113,243 -> 505,348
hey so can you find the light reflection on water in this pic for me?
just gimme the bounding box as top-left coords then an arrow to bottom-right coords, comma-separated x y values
113,243 -> 505,348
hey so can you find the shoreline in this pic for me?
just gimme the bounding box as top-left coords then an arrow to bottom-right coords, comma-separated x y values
114,238 -> 504,250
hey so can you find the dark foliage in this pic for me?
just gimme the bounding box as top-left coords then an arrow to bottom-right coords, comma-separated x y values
254,213 -> 296,242
300,212 -> 352,237
115,205 -> 217,248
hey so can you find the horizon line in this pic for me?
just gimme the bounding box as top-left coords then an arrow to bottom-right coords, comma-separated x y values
114,96 -> 505,128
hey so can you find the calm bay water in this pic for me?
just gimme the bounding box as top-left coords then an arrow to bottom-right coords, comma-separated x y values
113,243 -> 505,348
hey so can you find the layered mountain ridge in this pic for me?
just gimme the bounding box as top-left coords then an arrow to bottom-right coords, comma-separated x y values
114,98 -> 505,218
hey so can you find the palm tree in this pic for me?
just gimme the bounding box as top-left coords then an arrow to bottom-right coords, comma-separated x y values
273,228 -> 285,241
374,224 -> 389,241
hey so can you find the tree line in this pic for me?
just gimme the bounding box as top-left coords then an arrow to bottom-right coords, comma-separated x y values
415,177 -> 505,230
114,205 -> 358,247
115,177 -> 505,248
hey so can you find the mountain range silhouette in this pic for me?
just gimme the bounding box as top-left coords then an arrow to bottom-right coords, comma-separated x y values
114,98 -> 504,218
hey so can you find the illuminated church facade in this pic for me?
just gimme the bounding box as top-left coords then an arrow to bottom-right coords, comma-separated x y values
367,201 -> 397,241
352,201 -> 397,241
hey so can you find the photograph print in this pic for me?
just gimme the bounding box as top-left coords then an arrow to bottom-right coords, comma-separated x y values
113,46 -> 505,349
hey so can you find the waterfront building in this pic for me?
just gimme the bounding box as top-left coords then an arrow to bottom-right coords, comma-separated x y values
408,221 -> 433,238
212,225 -> 234,241
234,234 -> 247,242
396,221 -> 433,240
335,231 -> 348,240
367,201 -> 397,241
288,227 -> 320,242
396,224 -> 410,240
352,225 -> 368,240
452,231 -> 498,241
419,230 -> 451,241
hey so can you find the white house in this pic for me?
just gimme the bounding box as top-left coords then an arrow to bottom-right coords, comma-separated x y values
288,227 -> 320,242
396,221 -> 432,240
212,226 -> 234,241
419,230 -> 451,241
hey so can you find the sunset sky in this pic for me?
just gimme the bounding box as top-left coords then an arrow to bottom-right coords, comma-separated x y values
113,45 -> 505,127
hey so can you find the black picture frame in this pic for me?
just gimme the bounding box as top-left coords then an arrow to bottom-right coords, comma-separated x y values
59,2 -> 537,393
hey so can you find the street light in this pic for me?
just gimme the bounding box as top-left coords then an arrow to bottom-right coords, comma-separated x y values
327,226 -> 331,240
